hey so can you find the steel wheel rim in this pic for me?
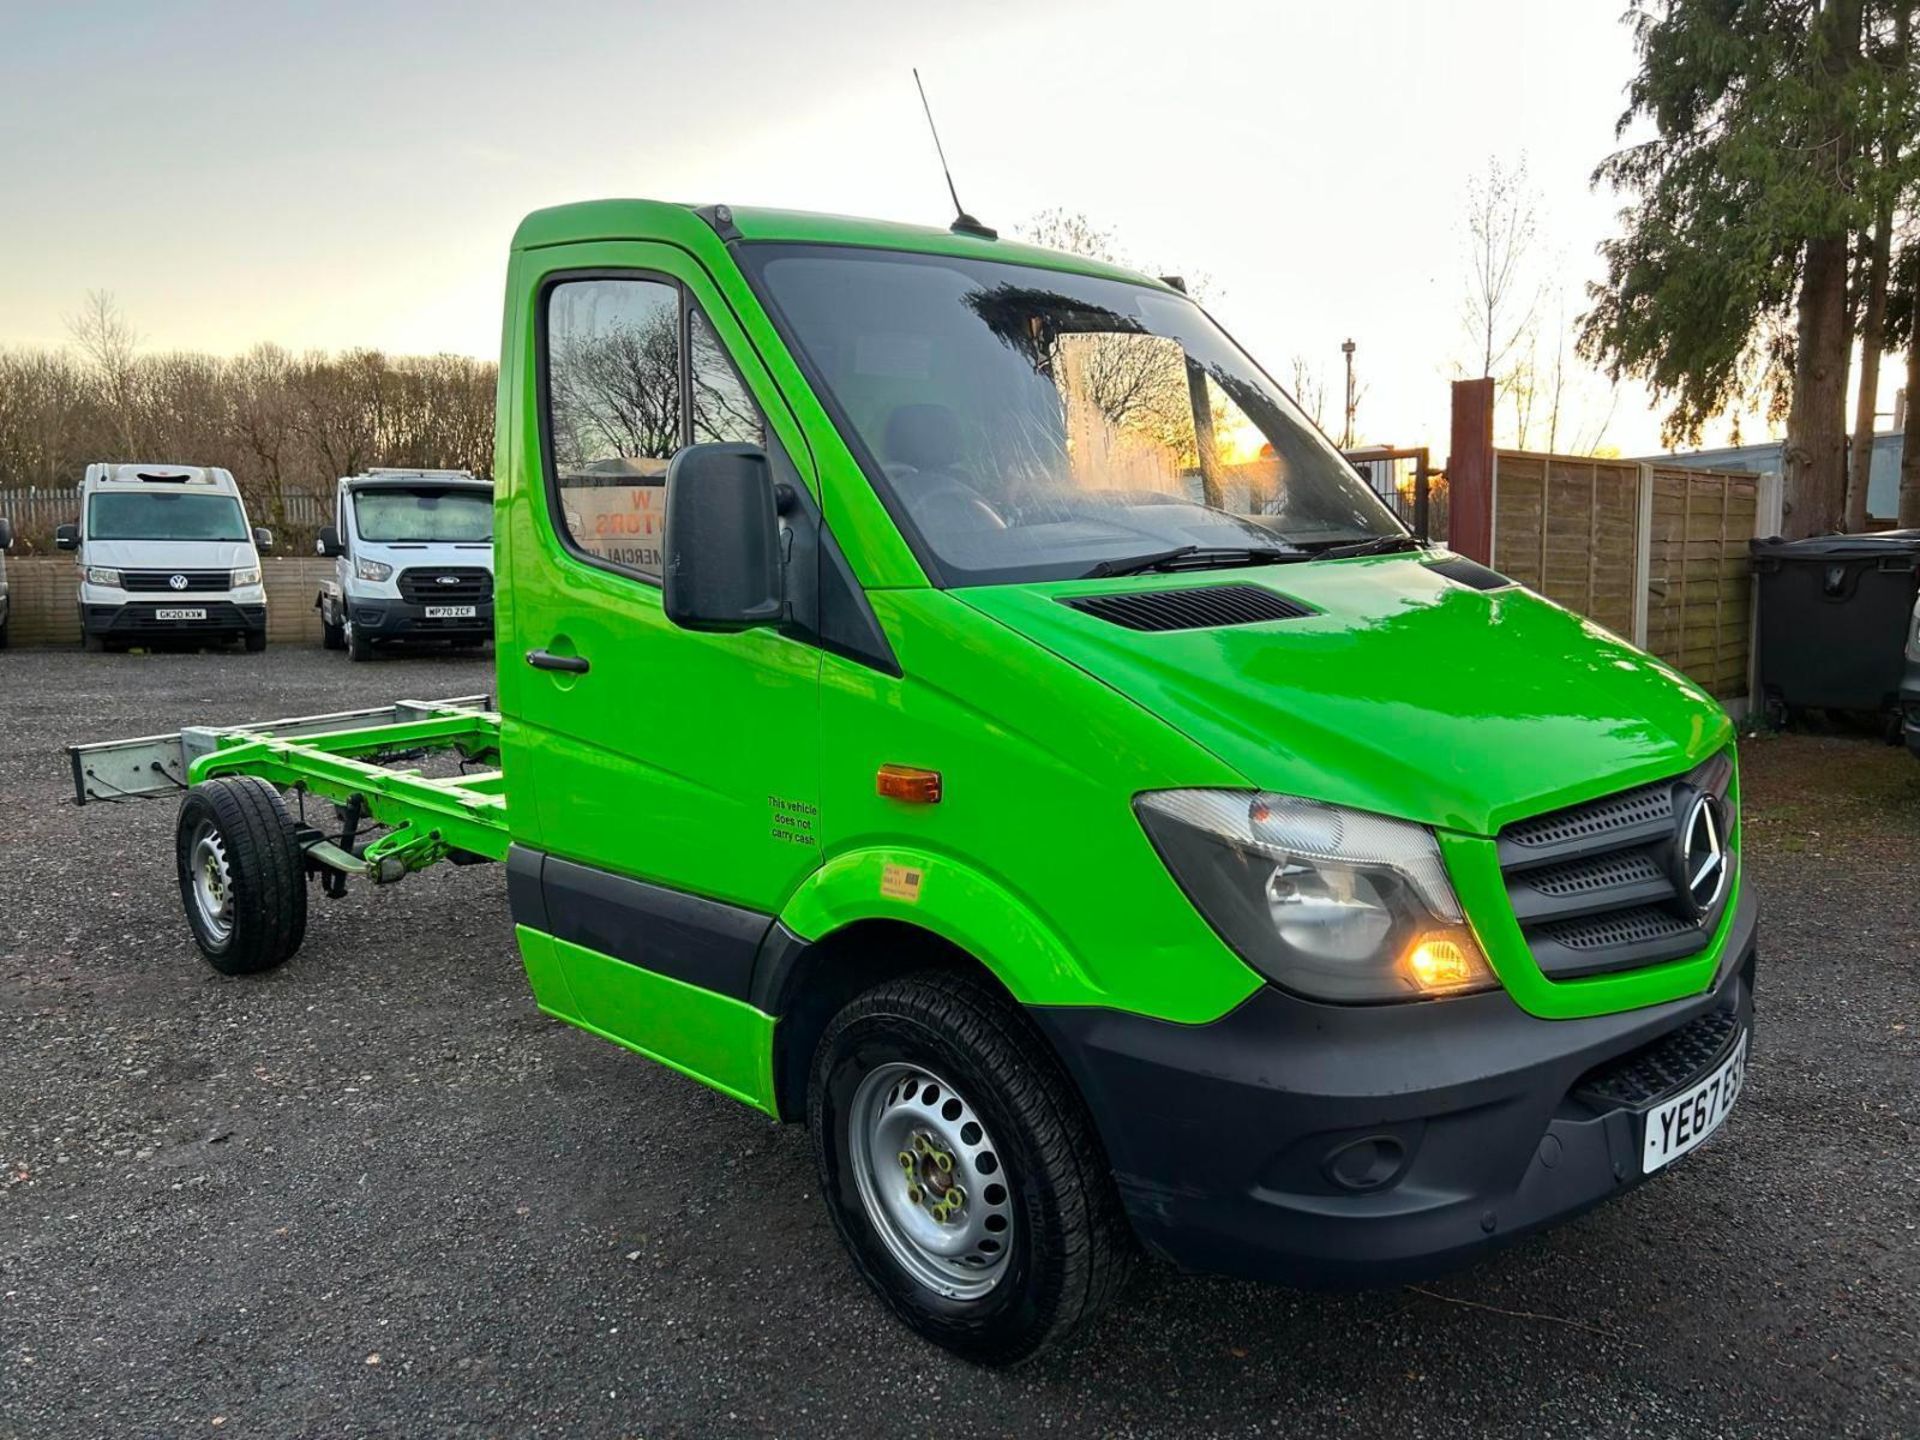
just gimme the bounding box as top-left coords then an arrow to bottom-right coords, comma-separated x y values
848,1062 -> 1015,1300
188,819 -> 234,943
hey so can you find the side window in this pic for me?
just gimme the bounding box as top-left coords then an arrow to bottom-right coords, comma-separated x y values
690,307 -> 764,446
544,277 -> 768,582
546,277 -> 683,579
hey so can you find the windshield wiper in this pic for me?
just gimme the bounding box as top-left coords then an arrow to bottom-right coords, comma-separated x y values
1082,544 -> 1299,579
1298,534 -> 1425,561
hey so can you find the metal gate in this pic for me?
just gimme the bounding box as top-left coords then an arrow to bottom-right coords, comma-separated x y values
1344,446 -> 1435,539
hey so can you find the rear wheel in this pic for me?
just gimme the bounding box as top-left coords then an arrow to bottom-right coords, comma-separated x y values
320,597 -> 346,651
174,777 -> 308,974
809,970 -> 1135,1365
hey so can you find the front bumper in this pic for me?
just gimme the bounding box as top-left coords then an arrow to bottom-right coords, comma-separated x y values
348,598 -> 494,640
83,601 -> 266,640
1030,886 -> 1757,1289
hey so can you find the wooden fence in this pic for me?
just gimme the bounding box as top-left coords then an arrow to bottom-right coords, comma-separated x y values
1486,450 -> 1777,709
2,556 -> 333,647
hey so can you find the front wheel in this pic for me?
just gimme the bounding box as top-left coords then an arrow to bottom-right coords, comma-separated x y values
346,619 -> 373,662
243,630 -> 267,653
808,970 -> 1135,1365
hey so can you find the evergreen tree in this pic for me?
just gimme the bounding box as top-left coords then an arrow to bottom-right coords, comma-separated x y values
1581,0 -> 1918,535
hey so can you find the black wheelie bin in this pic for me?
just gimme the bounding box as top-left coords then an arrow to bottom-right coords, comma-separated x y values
1750,531 -> 1920,735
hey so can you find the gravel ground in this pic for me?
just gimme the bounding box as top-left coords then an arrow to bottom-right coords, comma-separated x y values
2,647 -> 1916,1439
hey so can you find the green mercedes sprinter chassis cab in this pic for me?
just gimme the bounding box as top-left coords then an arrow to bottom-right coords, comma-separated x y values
69,200 -> 1755,1364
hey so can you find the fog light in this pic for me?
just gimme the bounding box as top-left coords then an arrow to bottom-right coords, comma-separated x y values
1401,933 -> 1493,994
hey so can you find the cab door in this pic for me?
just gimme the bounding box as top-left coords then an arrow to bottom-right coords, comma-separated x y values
503,242 -> 822,1032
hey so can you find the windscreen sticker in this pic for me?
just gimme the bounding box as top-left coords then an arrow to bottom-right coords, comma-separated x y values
768,795 -> 818,846
880,863 -> 924,903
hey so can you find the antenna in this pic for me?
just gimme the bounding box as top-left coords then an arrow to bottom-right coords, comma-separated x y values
913,68 -> 996,240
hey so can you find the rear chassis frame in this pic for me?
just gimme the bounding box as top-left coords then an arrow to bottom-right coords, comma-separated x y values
68,695 -> 508,886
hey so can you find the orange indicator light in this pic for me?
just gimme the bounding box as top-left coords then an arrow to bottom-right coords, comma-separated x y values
1403,935 -> 1482,991
877,765 -> 943,804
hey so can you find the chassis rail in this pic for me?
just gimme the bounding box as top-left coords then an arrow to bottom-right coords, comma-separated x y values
68,694 -> 509,879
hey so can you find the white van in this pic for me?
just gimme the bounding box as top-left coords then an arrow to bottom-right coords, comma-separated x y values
315,469 -> 494,660
55,464 -> 270,652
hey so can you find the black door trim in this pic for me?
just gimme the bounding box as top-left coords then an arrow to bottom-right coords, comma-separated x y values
507,844 -> 770,1002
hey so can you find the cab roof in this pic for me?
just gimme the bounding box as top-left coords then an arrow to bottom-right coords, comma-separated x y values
509,198 -> 1171,292
341,469 -> 490,492
86,463 -> 235,489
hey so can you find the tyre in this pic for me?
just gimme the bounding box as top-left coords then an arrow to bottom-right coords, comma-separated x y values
0,614 -> 9,649
809,970 -> 1135,1365
322,617 -> 346,651
244,629 -> 267,653
346,620 -> 373,662
174,777 -> 308,975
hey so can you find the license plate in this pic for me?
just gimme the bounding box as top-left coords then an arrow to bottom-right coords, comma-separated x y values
1642,1030 -> 1747,1174
154,607 -> 207,621
425,605 -> 476,619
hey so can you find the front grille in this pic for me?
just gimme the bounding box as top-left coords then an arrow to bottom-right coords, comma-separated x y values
1503,782 -> 1675,851
1060,584 -> 1315,632
121,569 -> 230,592
1575,1005 -> 1741,1109
1537,905 -> 1699,951
1499,751 -> 1734,980
396,567 -> 493,605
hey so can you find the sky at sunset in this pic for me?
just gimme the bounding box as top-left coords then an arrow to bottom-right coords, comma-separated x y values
2,0 -> 1897,458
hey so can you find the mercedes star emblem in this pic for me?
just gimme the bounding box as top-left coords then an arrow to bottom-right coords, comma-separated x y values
1677,791 -> 1728,919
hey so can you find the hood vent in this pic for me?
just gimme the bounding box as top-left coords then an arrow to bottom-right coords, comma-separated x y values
1061,583 -> 1315,633
1426,556 -> 1514,591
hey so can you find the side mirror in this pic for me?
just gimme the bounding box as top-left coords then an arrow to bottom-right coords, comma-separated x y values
0,517 -> 13,551
253,526 -> 274,551
662,442 -> 784,632
55,523 -> 79,551
317,526 -> 343,558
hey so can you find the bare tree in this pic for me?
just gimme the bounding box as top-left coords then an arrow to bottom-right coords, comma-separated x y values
1460,156 -> 1544,442
1286,356 -> 1328,430
66,290 -> 141,456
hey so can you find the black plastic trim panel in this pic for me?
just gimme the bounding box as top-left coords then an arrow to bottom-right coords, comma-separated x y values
509,845 -> 770,1001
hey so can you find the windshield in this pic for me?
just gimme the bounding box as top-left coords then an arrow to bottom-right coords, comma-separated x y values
352,487 -> 492,543
744,245 -> 1401,585
88,491 -> 248,542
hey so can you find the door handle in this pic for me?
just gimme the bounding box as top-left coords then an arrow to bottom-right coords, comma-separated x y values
525,648 -> 590,674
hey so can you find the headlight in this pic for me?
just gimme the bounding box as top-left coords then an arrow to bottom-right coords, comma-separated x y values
231,565 -> 261,587
1136,790 -> 1497,1003
85,566 -> 122,587
354,557 -> 393,582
